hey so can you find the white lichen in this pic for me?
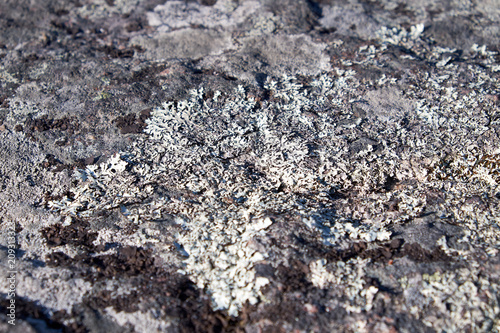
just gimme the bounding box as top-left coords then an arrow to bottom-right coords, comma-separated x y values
309,258 -> 378,313
416,269 -> 500,332
376,24 -> 424,47
47,74 -> 399,315
178,217 -> 272,316
46,67 -> 500,320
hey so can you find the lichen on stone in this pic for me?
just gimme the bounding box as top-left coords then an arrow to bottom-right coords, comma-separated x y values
45,64 -> 499,321
309,258 -> 378,313
402,268 -> 500,332
45,73 -> 403,315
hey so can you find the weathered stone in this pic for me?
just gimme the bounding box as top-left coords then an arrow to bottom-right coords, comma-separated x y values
0,0 -> 499,332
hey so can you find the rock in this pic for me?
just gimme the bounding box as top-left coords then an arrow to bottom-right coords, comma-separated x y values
0,0 -> 499,332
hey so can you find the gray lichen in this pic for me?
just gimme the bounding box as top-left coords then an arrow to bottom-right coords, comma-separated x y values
1,0 -> 500,331
44,63 -> 500,320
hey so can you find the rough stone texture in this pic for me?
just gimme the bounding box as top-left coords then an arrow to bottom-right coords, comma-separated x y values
0,0 -> 499,332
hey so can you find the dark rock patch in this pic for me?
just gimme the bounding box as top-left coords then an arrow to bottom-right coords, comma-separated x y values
199,0 -> 217,6
51,19 -> 84,36
324,239 -> 452,263
22,115 -> 79,142
0,95 -> 9,108
275,259 -> 313,292
40,154 -> 99,172
41,218 -> 98,251
84,271 -> 249,333
99,45 -> 136,59
0,297 -> 81,333
125,19 -> 145,32
114,109 -> 151,134
425,16 -> 487,51
45,246 -> 157,281
46,245 -> 253,332
42,239 -> 257,332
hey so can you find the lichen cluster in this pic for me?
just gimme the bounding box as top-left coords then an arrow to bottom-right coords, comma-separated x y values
2,0 -> 500,331
46,65 -> 500,319
400,267 -> 500,332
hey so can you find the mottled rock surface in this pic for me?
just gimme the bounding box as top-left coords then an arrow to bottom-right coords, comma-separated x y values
0,0 -> 499,332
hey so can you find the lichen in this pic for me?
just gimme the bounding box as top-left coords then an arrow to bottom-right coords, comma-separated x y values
46,67 -> 500,319
46,74 -> 399,315
309,258 -> 378,313
376,24 -> 425,47
402,268 -> 500,332
178,217 -> 272,316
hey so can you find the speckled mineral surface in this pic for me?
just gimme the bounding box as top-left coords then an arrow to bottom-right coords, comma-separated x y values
0,0 -> 499,332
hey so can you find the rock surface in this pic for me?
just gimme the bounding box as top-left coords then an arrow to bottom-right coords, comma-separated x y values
0,0 -> 499,332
